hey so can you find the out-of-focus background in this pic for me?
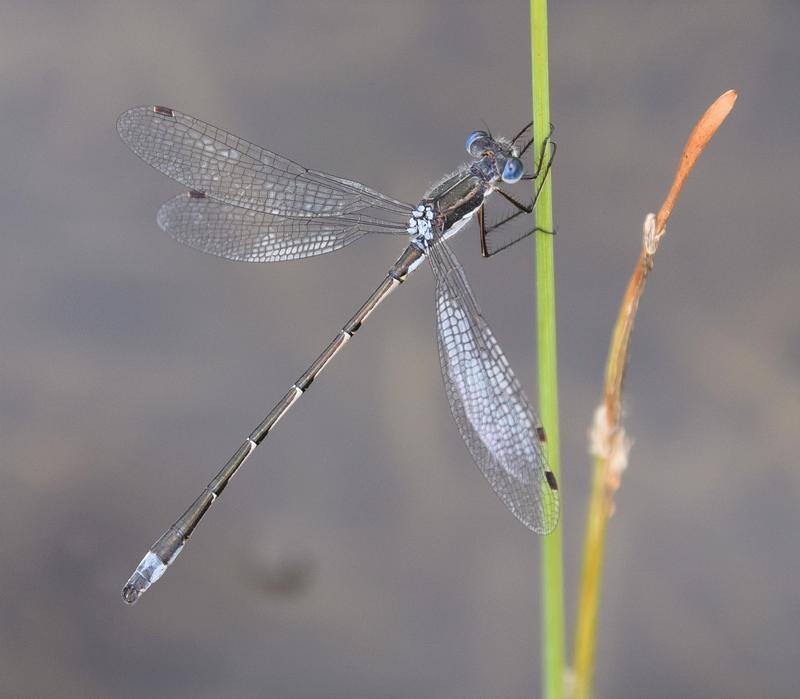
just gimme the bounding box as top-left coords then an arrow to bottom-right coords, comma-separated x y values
1,1 -> 797,697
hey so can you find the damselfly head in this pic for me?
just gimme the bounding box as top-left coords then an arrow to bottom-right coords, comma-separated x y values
466,130 -> 526,184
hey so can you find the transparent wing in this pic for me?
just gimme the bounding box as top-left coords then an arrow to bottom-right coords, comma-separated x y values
117,106 -> 413,218
157,192 -> 408,263
427,238 -> 559,533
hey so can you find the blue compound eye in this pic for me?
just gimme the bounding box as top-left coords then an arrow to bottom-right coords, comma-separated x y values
501,156 -> 524,183
466,130 -> 490,156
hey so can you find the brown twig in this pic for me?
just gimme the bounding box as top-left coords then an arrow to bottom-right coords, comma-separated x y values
605,89 -> 738,430
572,90 -> 737,699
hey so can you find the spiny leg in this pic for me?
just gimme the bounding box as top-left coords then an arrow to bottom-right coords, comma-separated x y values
479,205 -> 489,258
510,120 -> 533,146
482,223 -> 556,257
478,203 -> 553,258
521,130 -> 556,182
496,188 -> 536,214
518,122 -> 554,162
479,201 -> 527,258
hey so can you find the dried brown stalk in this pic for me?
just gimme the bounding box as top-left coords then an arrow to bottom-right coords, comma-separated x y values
572,90 -> 737,699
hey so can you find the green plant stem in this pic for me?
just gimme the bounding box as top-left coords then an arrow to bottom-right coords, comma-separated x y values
531,1 -> 565,698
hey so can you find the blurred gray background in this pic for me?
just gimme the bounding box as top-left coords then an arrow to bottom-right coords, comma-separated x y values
1,0 -> 798,697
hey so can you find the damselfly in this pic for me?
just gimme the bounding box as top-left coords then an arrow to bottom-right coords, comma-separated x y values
118,106 -> 559,604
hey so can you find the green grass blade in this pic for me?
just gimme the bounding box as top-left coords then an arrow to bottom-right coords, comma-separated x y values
530,1 -> 565,698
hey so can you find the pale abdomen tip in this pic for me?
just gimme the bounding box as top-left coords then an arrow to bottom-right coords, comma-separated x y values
121,582 -> 142,605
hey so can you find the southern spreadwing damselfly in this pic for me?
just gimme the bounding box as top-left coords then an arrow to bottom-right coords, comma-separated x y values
118,106 -> 559,604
